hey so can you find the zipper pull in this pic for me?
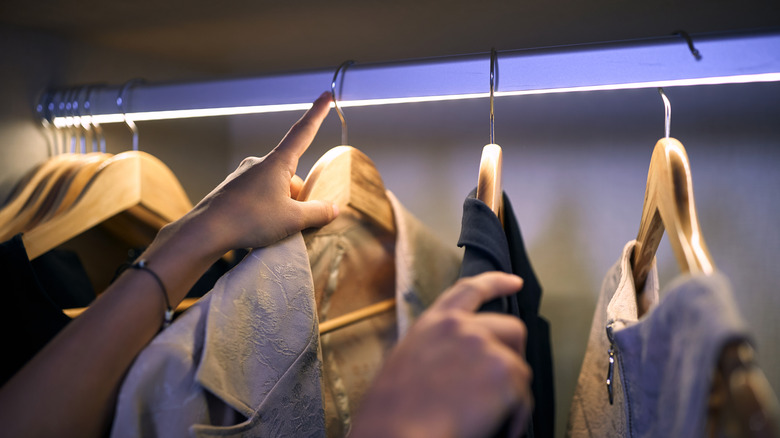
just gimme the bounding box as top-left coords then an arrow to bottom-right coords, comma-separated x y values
606,322 -> 615,405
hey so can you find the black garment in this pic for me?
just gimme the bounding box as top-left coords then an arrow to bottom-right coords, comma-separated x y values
1,235 -> 247,388
457,190 -> 555,438
0,234 -> 89,387
32,247 -> 96,309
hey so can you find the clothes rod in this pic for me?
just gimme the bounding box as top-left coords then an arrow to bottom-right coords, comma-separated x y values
40,29 -> 780,126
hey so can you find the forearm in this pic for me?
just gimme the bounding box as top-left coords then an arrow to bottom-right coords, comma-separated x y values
0,217 -> 226,438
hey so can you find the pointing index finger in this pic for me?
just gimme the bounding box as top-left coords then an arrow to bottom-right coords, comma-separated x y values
273,91 -> 333,172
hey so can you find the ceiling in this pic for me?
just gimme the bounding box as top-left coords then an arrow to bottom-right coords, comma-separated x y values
2,0 -> 779,76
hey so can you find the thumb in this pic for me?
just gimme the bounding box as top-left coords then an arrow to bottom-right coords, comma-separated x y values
296,200 -> 339,230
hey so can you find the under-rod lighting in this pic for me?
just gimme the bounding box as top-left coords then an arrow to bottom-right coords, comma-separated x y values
49,72 -> 780,128
43,30 -> 780,127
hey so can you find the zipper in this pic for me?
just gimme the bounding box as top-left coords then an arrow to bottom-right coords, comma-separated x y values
606,322 -> 616,405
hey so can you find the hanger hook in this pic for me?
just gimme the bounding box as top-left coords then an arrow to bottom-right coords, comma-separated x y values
36,91 -> 56,156
673,30 -> 702,61
65,88 -> 78,153
86,86 -> 107,153
75,86 -> 88,154
51,92 -> 63,155
53,91 -> 69,155
331,60 -> 354,145
82,85 -> 95,153
490,48 -> 498,145
117,79 -> 144,151
658,87 -> 671,138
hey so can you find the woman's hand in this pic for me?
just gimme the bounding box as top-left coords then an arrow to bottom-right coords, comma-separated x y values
351,272 -> 534,438
170,91 -> 339,257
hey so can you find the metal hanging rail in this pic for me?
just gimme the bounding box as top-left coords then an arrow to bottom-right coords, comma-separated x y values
38,29 -> 780,126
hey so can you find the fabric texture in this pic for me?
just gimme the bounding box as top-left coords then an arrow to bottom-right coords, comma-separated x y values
567,240 -> 750,437
0,234 -> 93,387
308,191 -> 461,437
111,191 -> 461,438
457,190 -> 555,438
112,233 -> 324,438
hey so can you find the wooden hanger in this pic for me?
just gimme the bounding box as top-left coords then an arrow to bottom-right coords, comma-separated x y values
0,154 -> 82,238
62,296 -> 395,335
631,137 -> 714,291
632,137 -> 779,437
297,145 -> 395,233
0,155 -> 93,241
477,143 -> 503,224
297,145 -> 397,333
295,65 -> 399,332
5,153 -> 115,240
40,153 -> 113,222
476,49 -> 504,224
22,150 -> 193,260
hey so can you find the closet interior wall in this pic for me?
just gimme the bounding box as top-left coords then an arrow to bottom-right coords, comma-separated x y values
3,23 -> 780,438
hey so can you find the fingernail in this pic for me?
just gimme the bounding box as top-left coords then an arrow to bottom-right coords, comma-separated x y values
331,203 -> 340,217
319,91 -> 332,101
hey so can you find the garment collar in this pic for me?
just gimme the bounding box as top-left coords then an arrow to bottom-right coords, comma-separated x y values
607,240 -> 660,331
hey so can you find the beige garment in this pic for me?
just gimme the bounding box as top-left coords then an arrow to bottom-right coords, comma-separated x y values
111,232 -> 325,438
567,240 -> 659,437
110,191 -> 460,438
305,191 -> 462,437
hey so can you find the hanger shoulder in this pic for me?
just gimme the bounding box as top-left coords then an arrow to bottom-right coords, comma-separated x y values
632,137 -> 715,290
42,153 -> 113,221
22,151 -> 191,260
298,145 -> 395,233
0,156 -> 71,216
632,140 -> 669,291
476,143 -> 503,221
0,156 -> 83,241
22,153 -> 141,259
135,151 -> 193,223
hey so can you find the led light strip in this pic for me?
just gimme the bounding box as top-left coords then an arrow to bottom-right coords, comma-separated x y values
44,31 -> 780,128
50,72 -> 780,128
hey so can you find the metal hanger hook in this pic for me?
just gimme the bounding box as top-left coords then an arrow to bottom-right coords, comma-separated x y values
75,86 -> 88,154
35,91 -> 56,156
658,87 -> 671,138
673,30 -> 702,61
117,79 -> 144,151
51,92 -> 66,155
86,86 -> 107,153
331,60 -> 354,145
64,88 -> 78,153
82,86 -> 96,153
490,48 -> 498,145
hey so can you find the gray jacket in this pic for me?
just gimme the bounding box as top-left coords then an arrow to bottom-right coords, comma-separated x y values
567,240 -> 750,437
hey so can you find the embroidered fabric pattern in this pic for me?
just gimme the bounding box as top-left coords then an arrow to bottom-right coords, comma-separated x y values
111,234 -> 326,438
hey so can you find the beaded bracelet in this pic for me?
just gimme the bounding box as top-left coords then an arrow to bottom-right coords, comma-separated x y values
130,259 -> 174,329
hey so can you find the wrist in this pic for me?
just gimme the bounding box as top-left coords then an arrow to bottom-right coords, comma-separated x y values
134,212 -> 227,306
155,208 -> 231,264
